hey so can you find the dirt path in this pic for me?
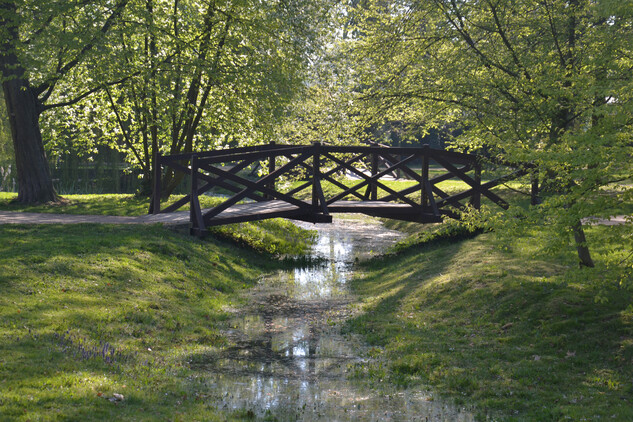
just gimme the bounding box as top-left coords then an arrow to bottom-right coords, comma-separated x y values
582,215 -> 630,226
0,210 -> 190,225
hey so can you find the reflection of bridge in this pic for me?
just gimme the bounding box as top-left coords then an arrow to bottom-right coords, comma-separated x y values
150,143 -> 536,236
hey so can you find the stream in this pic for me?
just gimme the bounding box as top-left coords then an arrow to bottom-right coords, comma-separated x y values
191,216 -> 475,421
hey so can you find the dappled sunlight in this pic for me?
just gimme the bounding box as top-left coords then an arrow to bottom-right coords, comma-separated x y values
0,222 -> 300,420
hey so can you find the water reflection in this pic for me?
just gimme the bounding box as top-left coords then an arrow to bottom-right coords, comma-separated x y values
192,217 -> 475,421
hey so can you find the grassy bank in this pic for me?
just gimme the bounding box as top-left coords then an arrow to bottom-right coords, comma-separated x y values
346,224 -> 633,420
0,211 -> 313,420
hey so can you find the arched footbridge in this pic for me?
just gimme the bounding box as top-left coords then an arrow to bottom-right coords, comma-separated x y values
149,143 -> 537,236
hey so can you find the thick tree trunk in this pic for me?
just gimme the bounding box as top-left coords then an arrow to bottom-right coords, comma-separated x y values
1,3 -> 58,204
2,80 -> 58,203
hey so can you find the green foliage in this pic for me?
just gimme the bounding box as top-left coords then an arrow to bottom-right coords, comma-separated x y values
38,0 -> 334,194
276,22 -> 365,146
347,0 -> 633,267
210,218 -> 317,257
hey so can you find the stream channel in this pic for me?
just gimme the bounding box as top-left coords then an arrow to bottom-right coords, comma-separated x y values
191,216 -> 475,421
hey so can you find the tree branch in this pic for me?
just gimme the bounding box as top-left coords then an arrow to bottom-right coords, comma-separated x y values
39,71 -> 140,111
34,0 -> 130,97
435,0 -> 520,79
103,85 -> 147,172
486,0 -> 532,81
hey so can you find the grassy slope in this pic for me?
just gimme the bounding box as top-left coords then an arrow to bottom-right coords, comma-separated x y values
0,217 -> 310,421
346,226 -> 633,421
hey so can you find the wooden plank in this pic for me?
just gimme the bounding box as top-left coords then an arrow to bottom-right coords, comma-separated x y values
162,143 -> 289,162
426,178 -> 440,216
201,157 -> 313,210
196,171 -> 266,202
190,156 -> 206,235
429,163 -> 473,184
154,143 -> 530,230
323,145 -> 474,164
431,184 -> 468,210
160,159 -> 265,214
196,145 -> 309,165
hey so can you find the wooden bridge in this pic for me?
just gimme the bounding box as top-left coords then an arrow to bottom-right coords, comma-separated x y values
149,143 -> 536,236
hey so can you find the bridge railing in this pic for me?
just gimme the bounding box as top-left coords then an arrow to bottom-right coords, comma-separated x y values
150,143 -> 536,235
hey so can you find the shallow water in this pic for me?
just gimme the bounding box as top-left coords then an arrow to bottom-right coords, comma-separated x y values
192,217 -> 475,421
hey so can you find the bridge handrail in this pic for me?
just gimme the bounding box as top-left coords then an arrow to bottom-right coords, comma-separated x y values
150,143 -> 537,235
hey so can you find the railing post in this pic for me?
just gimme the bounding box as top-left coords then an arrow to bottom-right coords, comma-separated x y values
150,151 -> 161,214
370,151 -> 378,201
471,159 -> 481,209
531,168 -> 541,205
421,144 -> 429,210
266,141 -> 276,200
190,155 -> 197,233
190,155 -> 205,236
312,142 -> 321,210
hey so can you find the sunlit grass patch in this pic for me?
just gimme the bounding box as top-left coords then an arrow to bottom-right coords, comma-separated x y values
0,221 -> 311,421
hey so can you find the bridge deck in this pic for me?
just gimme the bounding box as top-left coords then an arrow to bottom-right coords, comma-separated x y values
198,200 -> 443,227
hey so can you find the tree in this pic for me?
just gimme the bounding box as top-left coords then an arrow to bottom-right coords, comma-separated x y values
348,0 -> 633,267
0,0 -> 129,203
42,0 -> 333,197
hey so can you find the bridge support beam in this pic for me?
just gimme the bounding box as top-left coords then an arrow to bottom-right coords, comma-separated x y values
470,161 -> 481,209
421,145 -> 429,211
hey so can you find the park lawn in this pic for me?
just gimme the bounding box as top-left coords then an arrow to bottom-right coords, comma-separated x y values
0,219 -> 314,421
346,224 -> 633,421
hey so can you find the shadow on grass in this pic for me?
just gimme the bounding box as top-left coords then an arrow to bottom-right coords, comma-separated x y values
345,233 -> 633,420
0,223 -> 297,421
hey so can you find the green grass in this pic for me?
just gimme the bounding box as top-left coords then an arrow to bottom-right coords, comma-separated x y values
345,226 -> 633,421
0,221 -> 315,421
0,194 -> 309,420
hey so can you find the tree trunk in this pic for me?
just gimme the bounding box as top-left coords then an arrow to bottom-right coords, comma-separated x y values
572,219 -> 595,268
1,2 -> 58,204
